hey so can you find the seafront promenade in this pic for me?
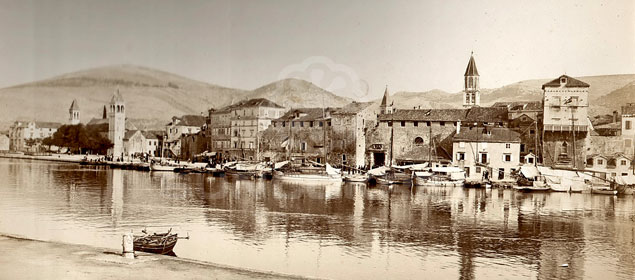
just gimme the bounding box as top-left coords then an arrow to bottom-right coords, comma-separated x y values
0,235 -> 310,280
0,153 -> 97,163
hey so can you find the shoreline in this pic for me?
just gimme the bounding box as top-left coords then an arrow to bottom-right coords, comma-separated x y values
0,153 -> 92,163
0,233 -> 318,280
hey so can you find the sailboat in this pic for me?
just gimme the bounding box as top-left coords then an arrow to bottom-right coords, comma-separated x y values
150,134 -> 177,172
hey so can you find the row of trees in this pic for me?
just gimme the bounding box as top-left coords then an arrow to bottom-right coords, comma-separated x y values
42,124 -> 113,154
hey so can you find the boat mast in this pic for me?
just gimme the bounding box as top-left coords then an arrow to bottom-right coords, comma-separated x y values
389,114 -> 394,167
571,104 -> 576,169
534,119 -> 539,166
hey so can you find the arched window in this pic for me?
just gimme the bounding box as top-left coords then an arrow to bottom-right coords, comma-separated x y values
414,137 -> 424,146
121,105 -> 124,112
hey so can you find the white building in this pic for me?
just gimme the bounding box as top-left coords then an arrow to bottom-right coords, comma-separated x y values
622,103 -> 635,156
0,133 -> 9,152
452,126 -> 521,182
164,115 -> 206,158
123,130 -> 161,157
9,121 -> 61,152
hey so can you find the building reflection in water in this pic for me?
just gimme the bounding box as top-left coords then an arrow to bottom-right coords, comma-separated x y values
2,159 -> 635,280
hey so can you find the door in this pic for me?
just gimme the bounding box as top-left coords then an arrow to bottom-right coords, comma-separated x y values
373,152 -> 385,167
498,168 -> 505,180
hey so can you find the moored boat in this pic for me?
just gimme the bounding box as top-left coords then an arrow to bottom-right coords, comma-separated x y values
133,228 -> 187,255
150,163 -> 176,172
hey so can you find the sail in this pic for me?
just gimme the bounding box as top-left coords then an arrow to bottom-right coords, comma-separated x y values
520,165 -> 540,179
368,166 -> 390,176
326,163 -> 341,175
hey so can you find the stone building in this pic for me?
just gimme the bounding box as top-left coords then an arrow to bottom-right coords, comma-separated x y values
541,75 -> 590,168
68,99 -> 80,125
163,115 -> 206,158
226,98 -> 286,161
622,103 -> 635,156
208,107 -> 233,161
180,130 -> 208,161
260,108 -> 334,163
123,130 -> 161,157
108,89 -> 126,158
452,126 -> 521,182
329,101 -> 379,168
365,106 -> 509,168
0,133 -> 10,152
493,101 -> 543,161
9,121 -> 61,152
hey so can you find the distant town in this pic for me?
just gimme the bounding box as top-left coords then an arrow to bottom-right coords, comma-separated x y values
1,53 -> 634,187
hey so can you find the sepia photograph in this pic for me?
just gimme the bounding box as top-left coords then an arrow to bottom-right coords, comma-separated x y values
0,0 -> 634,279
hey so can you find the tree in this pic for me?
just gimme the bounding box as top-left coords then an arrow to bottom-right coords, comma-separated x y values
47,124 -> 113,154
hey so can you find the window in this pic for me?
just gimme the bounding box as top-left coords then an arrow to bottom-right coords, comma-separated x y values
480,153 -> 488,164
505,143 -> 511,149
530,129 -> 535,135
627,120 -> 632,130
342,154 -> 347,163
249,141 -> 254,149
292,121 -> 295,127
457,152 -> 465,161
301,142 -> 307,151
520,144 -> 525,152
426,121 -> 431,126
440,121 -> 445,126
621,160 -> 627,166
414,137 -> 424,145
300,122 -> 304,127
310,121 -> 314,127
414,121 -> 418,127
388,121 -> 392,127
476,166 -> 481,173
623,173 -> 629,176
401,121 -> 405,127
319,121 -> 323,127
527,157 -> 534,164
504,154 -> 511,162
597,159 -> 604,165
282,122 -> 286,127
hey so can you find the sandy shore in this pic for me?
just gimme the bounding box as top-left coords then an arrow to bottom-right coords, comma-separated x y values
0,234 -> 315,280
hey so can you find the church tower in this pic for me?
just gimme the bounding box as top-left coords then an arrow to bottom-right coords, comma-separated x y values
380,85 -> 393,114
108,89 -> 126,158
68,99 -> 80,125
463,53 -> 480,108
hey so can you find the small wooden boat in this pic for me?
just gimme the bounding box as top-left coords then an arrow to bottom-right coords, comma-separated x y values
150,164 -> 176,172
343,173 -> 368,183
133,229 -> 187,255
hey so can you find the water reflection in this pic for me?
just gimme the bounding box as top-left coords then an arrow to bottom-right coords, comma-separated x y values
0,158 -> 634,279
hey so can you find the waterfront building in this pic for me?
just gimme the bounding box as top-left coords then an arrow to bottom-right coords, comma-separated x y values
493,101 -> 543,162
180,130 -> 208,161
108,89 -> 126,158
209,106 -> 233,161
586,153 -> 633,179
463,53 -> 480,108
0,133 -> 10,152
123,130 -> 161,157
68,99 -> 80,125
622,103 -> 635,156
226,98 -> 286,161
261,108 -> 334,163
163,115 -> 206,158
541,75 -> 590,169
330,101 -> 379,168
452,126 -> 521,182
8,121 -> 61,152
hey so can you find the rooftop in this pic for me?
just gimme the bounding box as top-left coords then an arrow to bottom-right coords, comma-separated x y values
332,101 -> 375,115
69,99 -> 80,111
542,75 -> 590,89
464,54 -> 479,76
453,127 -> 520,143
378,109 -> 467,122
492,101 -> 542,111
275,108 -> 335,122
169,115 -> 206,127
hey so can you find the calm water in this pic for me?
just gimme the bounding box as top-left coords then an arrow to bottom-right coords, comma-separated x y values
1,158 -> 635,279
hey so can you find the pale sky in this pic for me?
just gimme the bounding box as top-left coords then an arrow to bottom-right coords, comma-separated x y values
0,0 -> 633,101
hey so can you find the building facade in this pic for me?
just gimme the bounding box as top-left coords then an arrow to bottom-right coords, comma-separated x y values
452,127 -> 521,182
9,121 -> 61,152
329,102 -> 379,168
493,101 -> 543,162
541,75 -> 590,168
622,103 -> 635,157
0,133 -> 10,152
123,130 -> 161,157
164,115 -> 207,158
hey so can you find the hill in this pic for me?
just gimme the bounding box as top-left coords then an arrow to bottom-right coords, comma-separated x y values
387,74 -> 635,112
0,65 -> 351,130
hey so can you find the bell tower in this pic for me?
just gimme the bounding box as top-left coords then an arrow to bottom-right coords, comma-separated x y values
463,52 -> 480,108
108,89 -> 126,158
68,99 -> 80,125
380,85 -> 393,114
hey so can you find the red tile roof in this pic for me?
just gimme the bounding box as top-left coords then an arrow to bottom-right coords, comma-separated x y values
453,127 -> 520,143
542,75 -> 590,89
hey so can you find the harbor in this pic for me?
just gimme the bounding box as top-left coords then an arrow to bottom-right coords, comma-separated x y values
2,157 -> 635,279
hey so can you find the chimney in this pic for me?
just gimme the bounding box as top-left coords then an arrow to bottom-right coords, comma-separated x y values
613,110 -> 618,123
456,120 -> 461,134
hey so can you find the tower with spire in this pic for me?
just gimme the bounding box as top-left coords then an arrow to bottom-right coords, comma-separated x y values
68,99 -> 80,125
380,85 -> 393,114
108,89 -> 126,158
463,52 -> 480,108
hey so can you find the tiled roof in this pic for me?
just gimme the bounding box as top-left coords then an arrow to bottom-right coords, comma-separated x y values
453,127 -> 520,143
622,104 -> 635,116
35,122 -> 62,129
124,130 -> 139,140
542,75 -> 590,89
213,98 -> 284,114
275,108 -> 334,122
464,55 -> 479,76
171,115 -> 206,127
492,101 -> 542,111
332,101 -> 374,115
464,107 -> 509,123
378,109 -> 467,121
381,86 -> 389,106
142,130 -> 162,139
594,122 -> 621,130
87,118 -> 108,126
